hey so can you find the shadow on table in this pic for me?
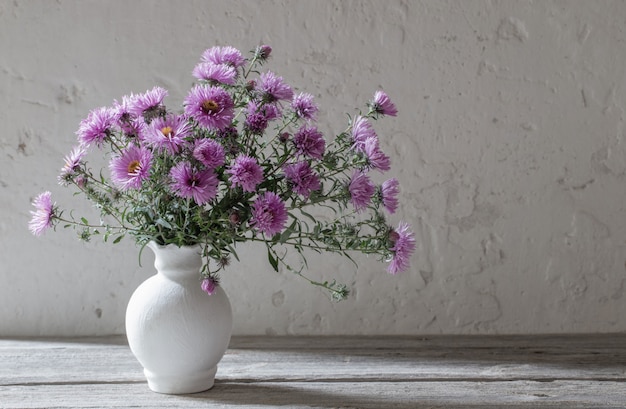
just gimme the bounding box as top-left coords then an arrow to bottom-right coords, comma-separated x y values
178,381 -> 571,409
180,382 -> 423,409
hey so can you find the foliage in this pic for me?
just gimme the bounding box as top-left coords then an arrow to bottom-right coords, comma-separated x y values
29,45 -> 415,300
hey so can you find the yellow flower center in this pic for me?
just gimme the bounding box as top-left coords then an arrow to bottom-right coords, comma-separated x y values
160,126 -> 173,138
127,160 -> 142,175
201,99 -> 219,113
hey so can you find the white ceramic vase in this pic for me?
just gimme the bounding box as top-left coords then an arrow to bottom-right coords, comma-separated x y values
125,241 -> 233,394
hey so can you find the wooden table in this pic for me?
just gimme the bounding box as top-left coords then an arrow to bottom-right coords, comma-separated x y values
1,334 -> 626,408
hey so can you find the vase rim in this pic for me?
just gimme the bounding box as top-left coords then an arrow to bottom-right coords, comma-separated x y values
147,241 -> 202,251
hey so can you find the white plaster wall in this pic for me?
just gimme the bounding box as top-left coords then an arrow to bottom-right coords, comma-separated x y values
3,0 -> 626,336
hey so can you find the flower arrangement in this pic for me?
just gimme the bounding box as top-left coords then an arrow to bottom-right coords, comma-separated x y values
29,45 -> 415,300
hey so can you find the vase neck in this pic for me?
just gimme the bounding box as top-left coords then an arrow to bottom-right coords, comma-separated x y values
148,242 -> 203,282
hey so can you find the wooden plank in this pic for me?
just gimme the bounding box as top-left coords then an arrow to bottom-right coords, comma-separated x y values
1,381 -> 626,408
1,335 -> 626,408
2,335 -> 626,384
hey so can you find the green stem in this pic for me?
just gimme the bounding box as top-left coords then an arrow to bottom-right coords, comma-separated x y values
55,216 -> 142,233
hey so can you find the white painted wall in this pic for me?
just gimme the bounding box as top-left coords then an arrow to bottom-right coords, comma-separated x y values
3,0 -> 626,336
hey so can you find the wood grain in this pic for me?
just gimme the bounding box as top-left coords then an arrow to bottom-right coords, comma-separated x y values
1,335 -> 626,408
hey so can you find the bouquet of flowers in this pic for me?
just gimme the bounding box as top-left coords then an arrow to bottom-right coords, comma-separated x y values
29,45 -> 415,300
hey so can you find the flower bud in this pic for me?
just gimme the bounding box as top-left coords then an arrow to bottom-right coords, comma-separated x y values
256,45 -> 272,60
279,132 -> 290,143
388,230 -> 400,244
201,277 -> 217,295
245,80 -> 256,92
229,211 -> 241,226
76,176 -> 87,188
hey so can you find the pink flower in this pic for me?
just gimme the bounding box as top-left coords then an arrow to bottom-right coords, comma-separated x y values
112,95 -> 135,121
192,62 -> 236,85
283,161 -> 321,199
142,114 -> 191,154
250,191 -> 288,237
387,222 -> 415,274
381,178 -> 399,213
350,116 -> 376,152
109,145 -> 153,191
76,107 -> 117,147
112,96 -> 142,136
257,71 -> 293,102
370,90 -> 398,117
291,93 -> 318,120
58,146 -> 86,185
227,155 -> 264,192
184,85 -> 235,130
348,170 -> 375,212
121,118 -> 145,140
293,125 -> 325,160
201,46 -> 245,67
193,139 -> 225,169
28,191 -> 55,236
127,86 -> 168,117
169,162 -> 218,205
244,101 -> 280,134
362,137 -> 391,172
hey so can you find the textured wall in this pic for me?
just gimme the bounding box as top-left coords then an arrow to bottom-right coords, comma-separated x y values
3,0 -> 626,336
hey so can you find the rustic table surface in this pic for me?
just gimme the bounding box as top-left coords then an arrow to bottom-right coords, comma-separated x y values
1,334 -> 626,408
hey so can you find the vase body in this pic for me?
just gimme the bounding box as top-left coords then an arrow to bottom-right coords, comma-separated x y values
125,242 -> 232,394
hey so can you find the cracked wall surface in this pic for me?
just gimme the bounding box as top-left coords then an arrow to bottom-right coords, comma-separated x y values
3,0 -> 626,336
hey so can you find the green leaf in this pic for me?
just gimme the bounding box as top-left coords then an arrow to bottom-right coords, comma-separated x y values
299,209 -> 317,223
80,217 -> 89,225
155,218 -> 173,229
279,219 -> 298,244
112,235 -> 124,244
267,248 -> 279,272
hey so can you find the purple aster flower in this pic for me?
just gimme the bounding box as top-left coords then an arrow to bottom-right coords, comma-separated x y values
109,145 -> 153,191
121,118 -> 145,140
370,90 -> 398,117
257,71 -> 294,102
293,125 -> 325,160
169,161 -> 218,205
113,96 -> 146,138
192,62 -> 236,85
380,178 -> 400,214
112,95 -> 137,130
362,137 -> 391,172
201,46 -> 245,67
184,85 -> 235,130
244,101 -> 280,134
291,93 -> 318,120
193,139 -> 225,169
350,116 -> 377,152
216,125 -> 239,140
250,191 -> 288,237
28,191 -> 55,236
283,161 -> 321,199
201,277 -> 218,295
76,106 -> 117,147
112,95 -> 133,117
126,86 -> 168,118
227,155 -> 264,192
348,170 -> 375,212
387,222 -> 416,274
58,145 -> 86,185
142,114 -> 191,154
